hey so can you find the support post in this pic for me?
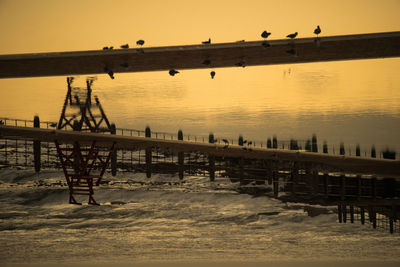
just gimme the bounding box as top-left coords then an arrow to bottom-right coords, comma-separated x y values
343,204 -> 347,223
360,207 -> 365,224
323,141 -> 328,154
311,134 -> 318,152
111,123 -> 117,176
356,144 -> 361,157
208,133 -> 215,181
238,135 -> 244,184
33,116 -> 41,173
390,217 -> 394,234
350,205 -> 354,223
145,126 -> 152,178
338,204 -> 343,223
178,130 -> 184,180
340,142 -> 345,155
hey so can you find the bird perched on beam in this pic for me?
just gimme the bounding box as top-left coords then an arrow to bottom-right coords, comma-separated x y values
261,30 -> 271,39
169,69 -> 179,76
286,32 -> 298,39
314,25 -> 321,37
120,44 -> 129,49
202,38 -> 211,44
136,40 -> 145,46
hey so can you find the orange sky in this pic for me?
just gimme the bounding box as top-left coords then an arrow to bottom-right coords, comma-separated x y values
0,0 -> 400,54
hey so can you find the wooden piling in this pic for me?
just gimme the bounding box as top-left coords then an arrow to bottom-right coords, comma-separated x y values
350,205 -> 354,223
178,130 -> 184,180
145,126 -> 152,178
340,142 -> 345,155
390,217 -> 394,234
305,140 -> 311,152
209,133 -> 215,181
33,115 -> 41,173
360,207 -> 365,224
110,123 -> 117,176
311,134 -> 318,152
356,144 -> 361,157
371,145 -> 376,158
272,135 -> 277,149
338,204 -> 343,223
343,204 -> 347,223
267,138 -> 272,148
323,141 -> 328,154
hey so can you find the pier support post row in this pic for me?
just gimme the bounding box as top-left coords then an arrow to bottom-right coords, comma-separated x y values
145,126 -> 152,178
111,123 -> 117,176
208,133 -> 216,181
33,115 -> 41,173
178,130 -> 184,180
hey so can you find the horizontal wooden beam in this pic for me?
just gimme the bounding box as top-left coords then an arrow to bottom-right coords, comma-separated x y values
0,31 -> 400,78
1,125 -> 399,177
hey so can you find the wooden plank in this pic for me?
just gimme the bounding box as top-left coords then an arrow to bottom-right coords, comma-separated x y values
1,125 -> 400,177
1,31 -> 400,78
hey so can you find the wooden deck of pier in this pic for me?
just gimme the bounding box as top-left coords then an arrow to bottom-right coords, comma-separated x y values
0,31 -> 399,78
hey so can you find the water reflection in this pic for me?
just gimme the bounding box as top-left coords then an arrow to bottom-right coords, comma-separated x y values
0,58 -> 399,153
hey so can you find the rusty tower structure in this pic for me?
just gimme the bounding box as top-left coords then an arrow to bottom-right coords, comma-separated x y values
55,77 -> 115,205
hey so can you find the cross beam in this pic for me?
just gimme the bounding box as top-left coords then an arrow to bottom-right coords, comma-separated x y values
0,31 -> 399,78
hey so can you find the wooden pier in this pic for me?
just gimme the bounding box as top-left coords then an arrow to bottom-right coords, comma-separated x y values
0,31 -> 399,78
0,120 -> 399,233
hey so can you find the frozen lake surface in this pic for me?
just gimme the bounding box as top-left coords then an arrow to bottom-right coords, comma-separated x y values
0,168 -> 399,266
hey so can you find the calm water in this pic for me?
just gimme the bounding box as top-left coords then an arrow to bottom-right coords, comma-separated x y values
1,169 -> 399,265
1,58 -> 400,154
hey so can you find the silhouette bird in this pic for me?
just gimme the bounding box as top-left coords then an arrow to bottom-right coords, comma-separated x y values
50,122 -> 57,128
103,46 -> 109,50
109,46 -> 114,50
262,41 -> 271,48
286,32 -> 298,39
104,66 -> 114,79
202,59 -> 211,66
222,139 -> 229,144
247,141 -> 253,146
261,30 -> 271,39
314,25 -> 321,37
136,40 -> 145,46
235,61 -> 246,68
210,71 -> 215,79
202,38 -> 211,44
169,69 -> 179,76
120,44 -> 129,49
